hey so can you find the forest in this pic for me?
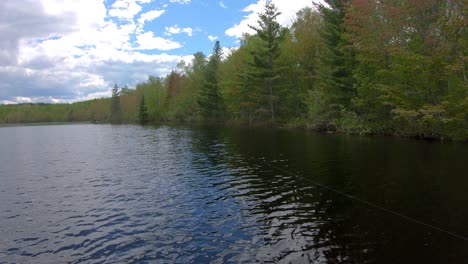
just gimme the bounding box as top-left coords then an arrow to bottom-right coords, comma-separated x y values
0,0 -> 466,140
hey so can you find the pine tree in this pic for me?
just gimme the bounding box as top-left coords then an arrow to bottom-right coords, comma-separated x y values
111,84 -> 121,123
248,0 -> 284,123
318,0 -> 356,106
138,95 -> 148,124
198,41 -> 224,119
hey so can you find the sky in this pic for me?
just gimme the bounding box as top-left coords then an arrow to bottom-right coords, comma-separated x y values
0,0 -> 321,104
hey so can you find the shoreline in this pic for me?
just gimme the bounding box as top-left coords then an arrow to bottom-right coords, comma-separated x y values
0,120 -> 464,143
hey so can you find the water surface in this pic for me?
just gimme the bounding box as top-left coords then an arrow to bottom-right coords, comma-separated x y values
0,124 -> 467,263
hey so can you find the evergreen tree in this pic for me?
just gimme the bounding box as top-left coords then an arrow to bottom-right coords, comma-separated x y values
318,0 -> 355,106
111,84 -> 121,123
138,94 -> 149,124
120,85 -> 131,96
248,0 -> 284,123
198,41 -> 224,119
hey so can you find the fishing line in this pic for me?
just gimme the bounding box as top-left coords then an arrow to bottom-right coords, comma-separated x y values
264,161 -> 468,242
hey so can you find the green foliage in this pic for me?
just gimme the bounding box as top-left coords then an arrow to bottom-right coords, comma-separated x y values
318,0 -> 356,106
138,76 -> 165,121
138,95 -> 149,124
0,99 -> 111,124
198,41 -> 224,119
343,0 -> 467,139
306,88 -> 335,129
247,0 -> 285,123
287,7 -> 325,120
165,53 -> 205,122
337,106 -> 370,135
219,41 -> 254,121
111,84 -> 121,124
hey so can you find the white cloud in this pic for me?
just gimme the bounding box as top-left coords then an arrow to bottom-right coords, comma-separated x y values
0,48 -> 188,103
0,100 -> 17,105
108,0 -> 144,20
221,47 -> 236,60
14,96 -> 33,104
0,0 -> 188,104
135,31 -> 182,50
208,35 -> 218,42
225,0 -> 321,38
137,9 -> 165,33
138,9 -> 165,25
0,0 -> 77,66
219,1 -> 227,8
165,25 -> 194,37
169,0 -> 191,4
41,0 -> 108,29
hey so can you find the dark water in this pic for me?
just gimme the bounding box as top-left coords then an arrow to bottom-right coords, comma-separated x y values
0,124 -> 467,263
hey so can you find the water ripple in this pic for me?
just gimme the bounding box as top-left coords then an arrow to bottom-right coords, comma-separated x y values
1,124 -> 467,263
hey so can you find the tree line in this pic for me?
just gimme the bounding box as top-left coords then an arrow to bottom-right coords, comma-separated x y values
0,0 -> 466,140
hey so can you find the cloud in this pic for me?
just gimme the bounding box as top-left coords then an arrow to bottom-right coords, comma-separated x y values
13,97 -> 33,104
0,0 -> 76,66
219,1 -> 227,8
0,50 -> 189,103
169,0 -> 191,4
135,32 -> 182,50
165,25 -> 194,37
225,0 -> 320,38
0,0 -> 188,104
0,100 -> 17,105
0,65 -> 103,102
108,0 -> 145,20
138,9 -> 165,25
221,47 -> 236,60
137,9 -> 165,33
208,35 -> 218,42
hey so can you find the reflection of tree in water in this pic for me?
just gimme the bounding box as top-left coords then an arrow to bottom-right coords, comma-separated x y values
219,128 -> 367,263
187,127 -> 358,262
188,127 -> 468,263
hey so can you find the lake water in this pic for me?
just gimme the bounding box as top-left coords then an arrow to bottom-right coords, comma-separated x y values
0,124 -> 467,263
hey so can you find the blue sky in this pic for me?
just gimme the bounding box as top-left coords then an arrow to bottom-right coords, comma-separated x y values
0,0 -> 319,104
104,0 -> 249,55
